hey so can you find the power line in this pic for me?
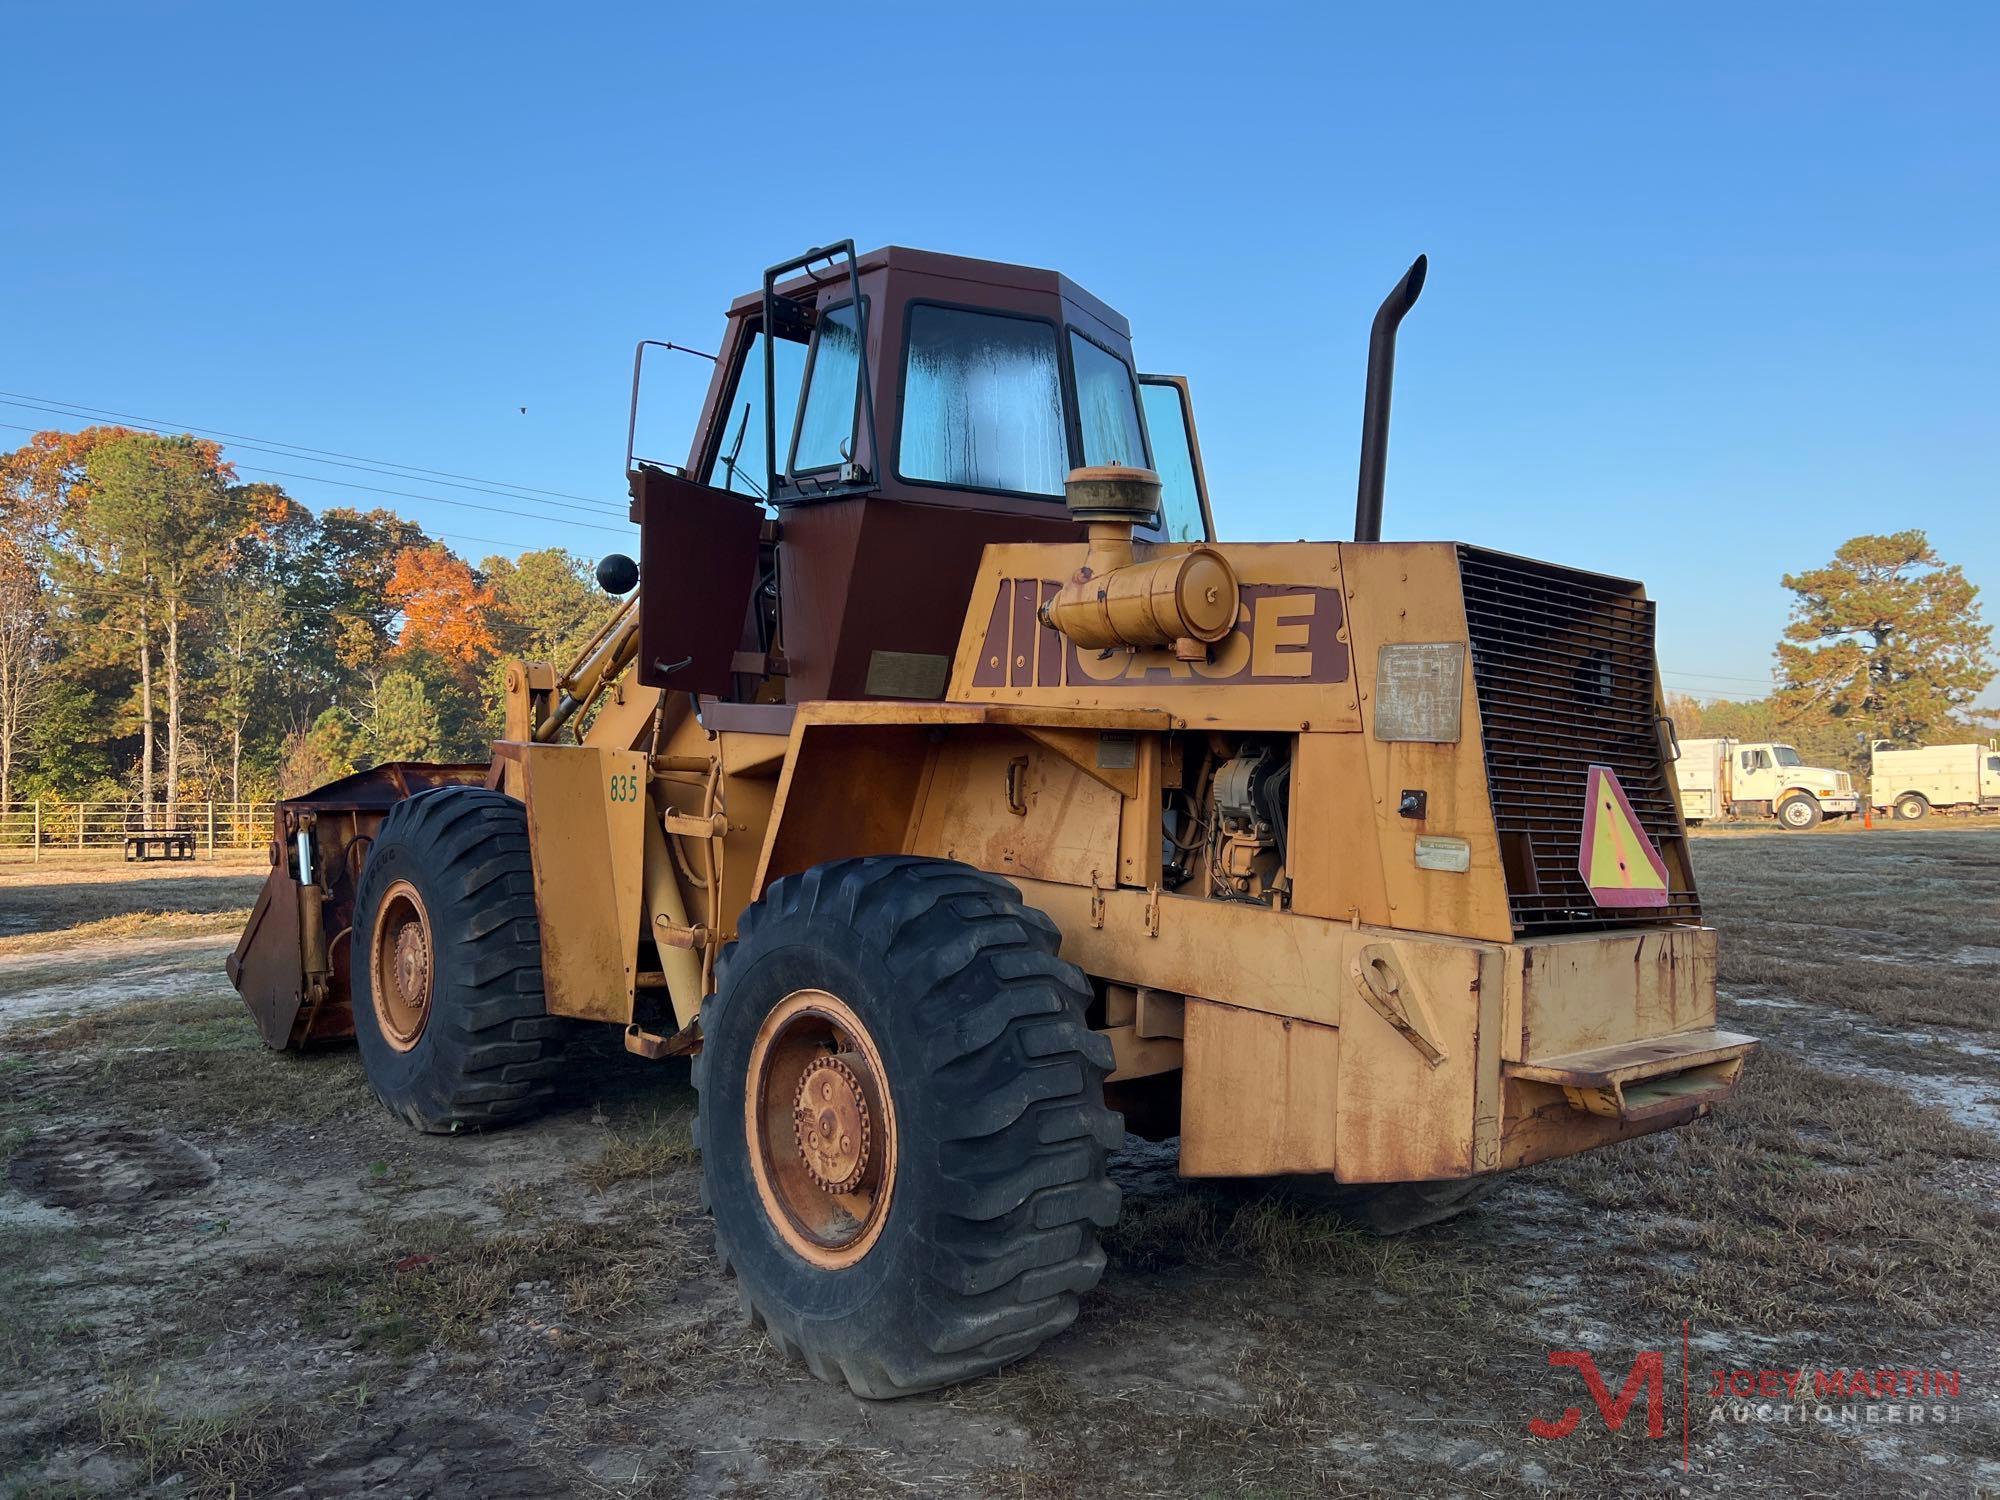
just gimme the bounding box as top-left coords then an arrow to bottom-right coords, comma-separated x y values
0,420 -> 633,538
1661,667 -> 1781,687
0,389 -> 624,510
39,527 -> 558,612
0,400 -> 629,524
228,463 -> 634,536
1664,684 -> 1776,704
3,420 -> 587,575
0,396 -> 627,518
1664,687 -> 1770,703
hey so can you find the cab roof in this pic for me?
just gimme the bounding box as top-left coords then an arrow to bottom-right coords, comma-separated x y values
725,244 -> 1131,340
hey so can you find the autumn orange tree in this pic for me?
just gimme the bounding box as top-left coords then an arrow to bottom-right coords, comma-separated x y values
286,508 -> 429,723
0,425 -> 138,538
386,543 -> 499,666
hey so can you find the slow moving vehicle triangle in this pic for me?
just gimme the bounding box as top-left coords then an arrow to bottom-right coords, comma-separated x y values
1578,764 -> 1671,907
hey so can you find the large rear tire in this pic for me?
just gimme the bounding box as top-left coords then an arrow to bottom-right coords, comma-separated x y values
351,786 -> 570,1133
1895,794 -> 1929,822
694,856 -> 1121,1398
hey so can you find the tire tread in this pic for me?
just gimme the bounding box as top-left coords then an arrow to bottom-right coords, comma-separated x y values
355,786 -> 567,1133
696,855 -> 1120,1398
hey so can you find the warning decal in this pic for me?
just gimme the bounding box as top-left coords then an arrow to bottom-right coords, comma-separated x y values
1578,764 -> 1671,908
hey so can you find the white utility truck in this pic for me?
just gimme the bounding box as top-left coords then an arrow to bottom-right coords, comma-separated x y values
1676,738 -> 1861,830
1868,741 -> 2000,820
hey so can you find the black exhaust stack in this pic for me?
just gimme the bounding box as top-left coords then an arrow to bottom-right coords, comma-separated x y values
1353,254 -> 1427,544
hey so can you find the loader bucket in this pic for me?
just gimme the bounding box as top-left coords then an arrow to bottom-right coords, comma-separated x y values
232,859 -> 308,1048
228,762 -> 488,1049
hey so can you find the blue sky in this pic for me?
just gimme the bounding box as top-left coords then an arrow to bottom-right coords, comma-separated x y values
2,3 -> 1993,703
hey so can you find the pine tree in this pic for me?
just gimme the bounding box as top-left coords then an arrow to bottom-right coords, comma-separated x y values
366,671 -> 441,762
1775,531 -> 1992,747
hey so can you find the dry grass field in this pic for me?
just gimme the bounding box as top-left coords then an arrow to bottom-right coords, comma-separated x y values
2,830 -> 1996,1497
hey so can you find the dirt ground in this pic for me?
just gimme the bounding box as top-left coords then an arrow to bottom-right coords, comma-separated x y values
2,832 -> 1996,1498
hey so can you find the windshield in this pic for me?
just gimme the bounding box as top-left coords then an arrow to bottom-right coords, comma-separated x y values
1773,746 -> 1803,767
703,327 -> 805,501
900,304 -> 1067,496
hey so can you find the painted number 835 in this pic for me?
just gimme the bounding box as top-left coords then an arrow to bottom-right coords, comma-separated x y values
607,772 -> 642,803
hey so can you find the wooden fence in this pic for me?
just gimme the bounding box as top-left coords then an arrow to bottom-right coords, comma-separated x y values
0,800 -> 274,861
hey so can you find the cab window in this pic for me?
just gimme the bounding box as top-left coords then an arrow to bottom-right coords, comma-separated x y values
703,327 -> 805,500
1138,378 -> 1208,542
1742,749 -> 1770,771
1987,756 -> 2000,774
900,305 -> 1067,496
1773,746 -> 1802,767
791,300 -> 865,473
1069,330 -> 1147,470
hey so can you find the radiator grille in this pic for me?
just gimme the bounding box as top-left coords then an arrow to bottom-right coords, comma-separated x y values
1458,545 -> 1701,934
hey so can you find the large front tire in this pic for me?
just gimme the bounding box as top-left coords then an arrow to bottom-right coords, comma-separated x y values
351,786 -> 569,1133
694,856 -> 1121,1398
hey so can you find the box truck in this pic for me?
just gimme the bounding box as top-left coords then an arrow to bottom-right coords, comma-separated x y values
1676,738 -> 1860,830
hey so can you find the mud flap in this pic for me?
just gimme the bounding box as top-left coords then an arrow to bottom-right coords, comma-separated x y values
513,742 -> 649,1023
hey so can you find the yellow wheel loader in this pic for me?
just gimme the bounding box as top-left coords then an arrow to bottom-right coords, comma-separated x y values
231,241 -> 1756,1397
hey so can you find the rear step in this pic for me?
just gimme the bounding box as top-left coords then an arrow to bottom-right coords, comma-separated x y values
1505,1028 -> 1758,1123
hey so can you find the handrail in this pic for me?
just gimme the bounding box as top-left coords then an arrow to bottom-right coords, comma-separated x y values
625,339 -> 717,478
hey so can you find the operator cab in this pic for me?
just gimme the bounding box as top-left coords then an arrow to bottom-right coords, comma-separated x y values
625,243 -> 1212,719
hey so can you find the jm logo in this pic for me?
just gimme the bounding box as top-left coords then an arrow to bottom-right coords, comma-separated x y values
1528,1349 -> 1667,1440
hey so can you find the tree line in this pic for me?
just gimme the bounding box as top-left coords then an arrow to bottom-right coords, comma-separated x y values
1667,530 -> 1993,772
0,426 -> 619,813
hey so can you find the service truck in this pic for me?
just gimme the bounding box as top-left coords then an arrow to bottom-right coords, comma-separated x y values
1675,737 -> 1860,830
1869,741 -> 2000,820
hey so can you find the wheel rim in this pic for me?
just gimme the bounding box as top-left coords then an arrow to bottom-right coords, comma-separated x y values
1784,801 -> 1810,826
744,988 -> 898,1269
369,879 -> 435,1052
1900,801 -> 1922,819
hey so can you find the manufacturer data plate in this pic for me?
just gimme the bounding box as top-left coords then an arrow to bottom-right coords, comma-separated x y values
1374,642 -> 1465,742
1414,835 -> 1472,873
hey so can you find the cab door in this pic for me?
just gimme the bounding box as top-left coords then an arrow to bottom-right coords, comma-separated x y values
630,467 -> 764,695
1736,746 -> 1776,803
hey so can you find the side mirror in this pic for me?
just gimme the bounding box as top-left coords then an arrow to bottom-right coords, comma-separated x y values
596,553 -> 639,596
